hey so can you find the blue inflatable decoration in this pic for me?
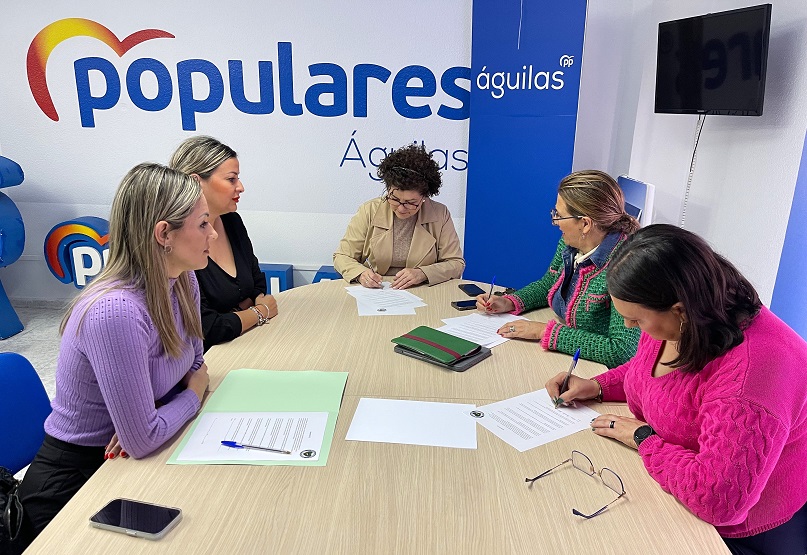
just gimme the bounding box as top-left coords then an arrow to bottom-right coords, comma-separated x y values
0,155 -> 25,339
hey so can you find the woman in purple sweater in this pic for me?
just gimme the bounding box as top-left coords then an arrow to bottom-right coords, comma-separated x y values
547,225 -> 806,554
13,163 -> 213,552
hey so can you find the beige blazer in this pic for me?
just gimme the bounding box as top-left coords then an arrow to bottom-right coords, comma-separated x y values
333,197 -> 465,285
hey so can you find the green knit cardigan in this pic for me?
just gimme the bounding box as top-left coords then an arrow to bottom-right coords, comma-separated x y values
505,237 -> 640,368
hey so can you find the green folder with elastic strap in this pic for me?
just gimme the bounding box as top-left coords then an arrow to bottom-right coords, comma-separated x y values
391,326 -> 482,365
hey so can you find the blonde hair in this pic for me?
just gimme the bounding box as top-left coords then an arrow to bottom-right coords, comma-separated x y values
61,163 -> 203,357
169,135 -> 236,177
558,170 -> 640,235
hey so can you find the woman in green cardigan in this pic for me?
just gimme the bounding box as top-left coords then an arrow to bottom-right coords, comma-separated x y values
477,170 -> 640,367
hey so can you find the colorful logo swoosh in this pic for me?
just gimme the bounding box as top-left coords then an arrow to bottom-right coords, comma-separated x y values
44,217 -> 109,284
27,18 -> 174,121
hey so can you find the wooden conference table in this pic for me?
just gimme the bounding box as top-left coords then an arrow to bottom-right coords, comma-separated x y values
26,279 -> 729,554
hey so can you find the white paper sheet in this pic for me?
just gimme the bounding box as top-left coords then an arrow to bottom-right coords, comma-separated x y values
176,411 -> 328,462
438,312 -> 527,347
345,285 -> 426,316
468,389 -> 599,452
346,398 -> 478,449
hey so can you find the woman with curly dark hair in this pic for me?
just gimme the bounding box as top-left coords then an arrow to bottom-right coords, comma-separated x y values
546,224 -> 807,554
334,143 -> 465,289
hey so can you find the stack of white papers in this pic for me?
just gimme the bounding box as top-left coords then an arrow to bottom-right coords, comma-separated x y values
437,312 -> 527,347
345,284 -> 426,316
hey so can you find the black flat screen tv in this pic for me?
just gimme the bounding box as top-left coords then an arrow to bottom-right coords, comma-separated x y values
655,4 -> 772,116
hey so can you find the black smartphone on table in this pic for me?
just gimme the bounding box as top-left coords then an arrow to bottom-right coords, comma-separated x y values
89,498 -> 182,540
458,283 -> 486,297
451,299 -> 478,311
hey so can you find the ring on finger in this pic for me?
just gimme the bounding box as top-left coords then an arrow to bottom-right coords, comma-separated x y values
609,420 -> 615,429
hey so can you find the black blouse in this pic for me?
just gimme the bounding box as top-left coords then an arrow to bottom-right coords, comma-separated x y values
195,212 -> 266,352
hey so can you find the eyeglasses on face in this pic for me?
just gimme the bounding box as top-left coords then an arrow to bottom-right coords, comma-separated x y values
550,208 -> 584,223
525,450 -> 626,518
386,191 -> 424,210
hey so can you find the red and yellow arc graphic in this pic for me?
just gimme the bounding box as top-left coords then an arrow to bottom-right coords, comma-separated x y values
27,18 -> 174,121
45,224 -> 109,279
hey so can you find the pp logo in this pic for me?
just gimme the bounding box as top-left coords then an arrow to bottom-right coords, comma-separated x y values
44,217 -> 110,288
559,55 -> 574,68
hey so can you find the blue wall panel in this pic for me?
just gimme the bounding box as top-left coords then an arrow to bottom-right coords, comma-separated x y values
464,0 -> 587,289
771,130 -> 807,338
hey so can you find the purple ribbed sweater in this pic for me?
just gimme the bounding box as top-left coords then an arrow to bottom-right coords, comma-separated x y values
594,306 -> 807,538
45,274 -> 203,459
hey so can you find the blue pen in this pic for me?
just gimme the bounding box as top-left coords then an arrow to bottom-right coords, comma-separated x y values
221,440 -> 291,455
557,347 -> 581,403
486,275 -> 497,308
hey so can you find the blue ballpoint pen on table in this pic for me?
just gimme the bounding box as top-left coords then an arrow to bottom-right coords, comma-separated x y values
221,440 -> 292,455
555,347 -> 581,407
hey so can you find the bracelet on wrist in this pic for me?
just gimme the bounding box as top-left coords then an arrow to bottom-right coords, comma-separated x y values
258,303 -> 272,320
590,379 -> 603,402
249,305 -> 267,326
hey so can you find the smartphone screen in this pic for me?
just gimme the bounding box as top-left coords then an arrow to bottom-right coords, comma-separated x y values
451,299 -> 478,310
458,283 -> 486,297
90,498 -> 181,540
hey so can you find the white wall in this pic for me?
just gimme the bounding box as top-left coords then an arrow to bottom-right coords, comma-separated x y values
575,0 -> 807,305
0,1 -> 471,301
3,1 -> 806,305
574,0 -> 648,175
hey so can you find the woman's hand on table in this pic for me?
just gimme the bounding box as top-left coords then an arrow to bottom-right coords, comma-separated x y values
184,363 -> 210,403
359,269 -> 384,288
545,373 -> 600,406
255,293 -> 278,319
104,433 -> 126,460
497,320 -> 546,340
391,268 -> 426,289
476,294 -> 515,313
591,414 -> 647,450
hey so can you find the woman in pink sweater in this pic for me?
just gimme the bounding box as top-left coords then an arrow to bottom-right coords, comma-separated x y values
547,224 -> 806,555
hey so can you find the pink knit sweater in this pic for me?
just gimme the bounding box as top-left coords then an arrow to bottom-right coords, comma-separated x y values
594,306 -> 807,538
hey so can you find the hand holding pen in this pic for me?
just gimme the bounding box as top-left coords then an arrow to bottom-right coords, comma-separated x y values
546,350 -> 600,408
475,276 -> 510,312
359,266 -> 383,288
544,348 -> 601,408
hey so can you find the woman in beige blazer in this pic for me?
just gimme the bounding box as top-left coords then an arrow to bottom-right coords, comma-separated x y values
334,144 -> 465,290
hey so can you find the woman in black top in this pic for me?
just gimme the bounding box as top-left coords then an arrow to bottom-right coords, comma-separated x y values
170,136 -> 278,351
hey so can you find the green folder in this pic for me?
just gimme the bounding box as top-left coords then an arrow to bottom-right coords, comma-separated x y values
167,369 -> 348,466
391,326 -> 482,365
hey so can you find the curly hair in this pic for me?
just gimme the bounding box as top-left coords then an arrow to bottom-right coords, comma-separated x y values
558,170 -> 640,235
607,224 -> 761,372
377,143 -> 442,197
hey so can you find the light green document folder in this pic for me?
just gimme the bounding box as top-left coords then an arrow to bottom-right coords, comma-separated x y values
168,369 -> 349,466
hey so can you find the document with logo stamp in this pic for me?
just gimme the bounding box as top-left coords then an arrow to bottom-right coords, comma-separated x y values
467,389 -> 599,452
